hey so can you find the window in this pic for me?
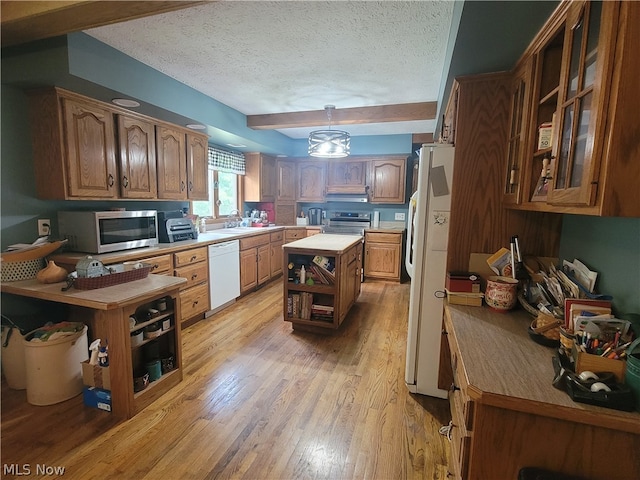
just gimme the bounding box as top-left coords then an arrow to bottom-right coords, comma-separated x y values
192,146 -> 245,219
192,168 -> 241,218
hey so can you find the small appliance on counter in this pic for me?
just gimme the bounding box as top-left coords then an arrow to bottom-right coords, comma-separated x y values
158,211 -> 198,243
308,208 -> 323,226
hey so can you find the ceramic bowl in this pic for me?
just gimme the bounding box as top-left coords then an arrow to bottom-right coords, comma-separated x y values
485,276 -> 519,312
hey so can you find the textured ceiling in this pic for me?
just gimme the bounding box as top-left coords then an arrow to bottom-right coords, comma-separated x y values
84,1 -> 455,139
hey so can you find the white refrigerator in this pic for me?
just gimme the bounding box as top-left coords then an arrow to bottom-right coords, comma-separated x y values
405,144 -> 455,398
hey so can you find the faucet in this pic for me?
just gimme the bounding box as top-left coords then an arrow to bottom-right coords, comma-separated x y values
226,209 -> 242,228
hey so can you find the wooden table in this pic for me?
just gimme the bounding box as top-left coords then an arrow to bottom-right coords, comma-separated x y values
1,274 -> 186,419
443,303 -> 640,479
282,234 -> 363,333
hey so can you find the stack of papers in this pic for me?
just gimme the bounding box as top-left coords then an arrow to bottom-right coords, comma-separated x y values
562,258 -> 598,293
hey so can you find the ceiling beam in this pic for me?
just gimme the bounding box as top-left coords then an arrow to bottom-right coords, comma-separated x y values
1,0 -> 207,47
247,102 -> 437,130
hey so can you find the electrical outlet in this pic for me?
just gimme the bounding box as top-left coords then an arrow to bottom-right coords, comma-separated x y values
38,219 -> 50,236
395,212 -> 406,221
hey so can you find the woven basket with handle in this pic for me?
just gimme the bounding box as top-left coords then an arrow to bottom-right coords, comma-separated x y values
531,313 -> 562,341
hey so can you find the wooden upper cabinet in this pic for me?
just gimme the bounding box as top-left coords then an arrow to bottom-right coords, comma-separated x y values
156,124 -> 187,200
326,159 -> 368,194
186,132 -> 208,201
547,0 -> 609,207
369,156 -> 406,204
28,88 -> 119,199
27,86 -> 209,202
276,160 -> 296,202
116,113 -> 157,199
508,0 -> 639,216
503,57 -> 534,205
62,96 -> 118,198
244,152 -> 277,202
440,82 -> 458,144
297,161 -> 326,202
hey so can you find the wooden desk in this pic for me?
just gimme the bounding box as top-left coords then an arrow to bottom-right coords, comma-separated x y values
2,274 -> 186,419
443,304 -> 640,480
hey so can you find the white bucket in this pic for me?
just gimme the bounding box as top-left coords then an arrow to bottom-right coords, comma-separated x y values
23,325 -> 88,405
1,326 -> 27,389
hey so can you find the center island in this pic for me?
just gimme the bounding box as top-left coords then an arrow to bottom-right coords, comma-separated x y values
282,234 -> 363,334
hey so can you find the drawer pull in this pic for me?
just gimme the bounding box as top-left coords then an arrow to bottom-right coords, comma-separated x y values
152,264 -> 159,270
190,255 -> 197,262
191,274 -> 198,280
192,300 -> 199,306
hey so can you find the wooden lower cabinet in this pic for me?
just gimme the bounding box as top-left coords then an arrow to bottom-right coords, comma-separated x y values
172,246 -> 209,324
270,231 -> 284,278
239,233 -> 271,294
443,304 -> 640,480
178,282 -> 209,321
284,227 -> 306,243
364,231 -> 403,281
143,254 -> 173,275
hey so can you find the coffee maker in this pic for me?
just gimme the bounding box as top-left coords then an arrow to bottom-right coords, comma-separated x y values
308,208 -> 323,225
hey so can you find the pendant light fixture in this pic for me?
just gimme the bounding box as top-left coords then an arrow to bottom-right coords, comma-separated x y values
308,105 -> 350,158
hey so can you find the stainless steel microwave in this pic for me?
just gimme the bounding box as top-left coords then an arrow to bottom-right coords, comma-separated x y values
57,210 -> 158,254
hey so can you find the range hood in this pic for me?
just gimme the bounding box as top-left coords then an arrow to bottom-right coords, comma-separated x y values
324,193 -> 369,203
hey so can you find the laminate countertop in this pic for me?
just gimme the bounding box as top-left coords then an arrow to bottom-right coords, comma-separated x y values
444,303 -> 640,434
0,274 -> 186,310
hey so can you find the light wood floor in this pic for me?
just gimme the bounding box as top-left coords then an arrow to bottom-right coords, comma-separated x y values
1,279 -> 452,479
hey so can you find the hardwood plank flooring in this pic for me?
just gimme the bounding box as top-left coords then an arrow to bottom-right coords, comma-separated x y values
1,280 -> 452,479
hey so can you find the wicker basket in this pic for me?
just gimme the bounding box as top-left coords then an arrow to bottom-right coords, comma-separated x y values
70,263 -> 152,290
531,313 -> 562,340
1,258 -> 45,282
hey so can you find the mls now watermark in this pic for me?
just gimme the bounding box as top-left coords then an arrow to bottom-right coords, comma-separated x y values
3,464 -> 66,476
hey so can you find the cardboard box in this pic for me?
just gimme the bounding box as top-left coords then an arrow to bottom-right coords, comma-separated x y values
82,387 -> 112,412
446,289 -> 484,307
538,122 -> 553,150
81,360 -> 111,390
446,272 -> 481,293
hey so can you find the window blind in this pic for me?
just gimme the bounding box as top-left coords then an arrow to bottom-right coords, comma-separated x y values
207,145 -> 245,175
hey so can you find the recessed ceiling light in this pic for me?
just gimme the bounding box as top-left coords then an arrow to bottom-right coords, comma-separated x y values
112,98 -> 140,108
186,123 -> 207,130
227,143 -> 247,148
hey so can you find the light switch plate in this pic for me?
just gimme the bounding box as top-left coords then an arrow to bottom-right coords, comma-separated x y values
395,212 -> 405,221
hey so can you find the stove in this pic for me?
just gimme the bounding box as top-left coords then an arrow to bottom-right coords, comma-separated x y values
321,212 -> 371,236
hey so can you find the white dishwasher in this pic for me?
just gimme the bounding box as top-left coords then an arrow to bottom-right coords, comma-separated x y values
205,240 -> 240,316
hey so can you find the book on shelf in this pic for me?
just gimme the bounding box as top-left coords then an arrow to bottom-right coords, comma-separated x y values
300,292 -> 313,319
309,264 -> 334,285
311,304 -> 333,313
291,293 -> 301,318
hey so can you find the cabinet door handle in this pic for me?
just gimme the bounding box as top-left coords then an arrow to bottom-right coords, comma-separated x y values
181,181 -> 186,192
188,181 -> 193,192
108,174 -> 115,187
122,175 -> 129,188
450,383 -> 460,392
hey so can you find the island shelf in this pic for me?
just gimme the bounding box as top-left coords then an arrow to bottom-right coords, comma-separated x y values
282,234 -> 363,334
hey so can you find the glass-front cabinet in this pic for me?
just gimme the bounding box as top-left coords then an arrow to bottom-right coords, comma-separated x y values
548,0 -> 606,206
503,0 -> 639,217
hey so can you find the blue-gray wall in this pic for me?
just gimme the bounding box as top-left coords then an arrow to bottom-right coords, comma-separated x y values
559,216 -> 640,315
